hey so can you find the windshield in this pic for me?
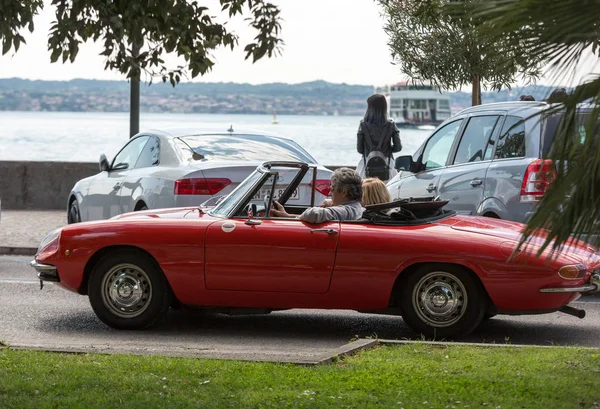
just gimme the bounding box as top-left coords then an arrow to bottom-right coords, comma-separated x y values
175,134 -> 317,163
208,169 -> 266,218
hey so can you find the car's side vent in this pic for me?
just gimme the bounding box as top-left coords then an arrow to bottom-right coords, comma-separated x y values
520,159 -> 556,202
174,178 -> 231,195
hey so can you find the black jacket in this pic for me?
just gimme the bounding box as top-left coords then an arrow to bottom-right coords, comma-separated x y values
357,120 -> 402,158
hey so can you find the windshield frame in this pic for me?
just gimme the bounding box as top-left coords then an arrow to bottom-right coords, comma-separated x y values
207,161 -> 312,219
208,168 -> 269,219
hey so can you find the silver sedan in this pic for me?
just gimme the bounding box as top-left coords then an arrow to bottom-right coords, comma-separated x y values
67,127 -> 333,223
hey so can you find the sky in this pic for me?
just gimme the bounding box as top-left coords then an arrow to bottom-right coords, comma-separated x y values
0,0 -> 597,88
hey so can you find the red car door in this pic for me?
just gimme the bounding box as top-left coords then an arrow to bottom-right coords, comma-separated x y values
204,218 -> 339,293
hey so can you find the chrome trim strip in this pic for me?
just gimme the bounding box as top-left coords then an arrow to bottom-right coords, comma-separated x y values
540,285 -> 597,293
29,260 -> 58,275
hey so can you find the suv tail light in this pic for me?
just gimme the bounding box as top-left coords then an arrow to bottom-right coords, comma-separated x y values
520,159 -> 556,202
310,179 -> 331,196
174,178 -> 231,195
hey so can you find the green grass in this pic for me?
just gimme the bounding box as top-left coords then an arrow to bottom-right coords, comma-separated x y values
1,344 -> 600,408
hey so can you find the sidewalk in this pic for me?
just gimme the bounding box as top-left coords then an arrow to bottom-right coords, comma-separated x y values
0,210 -> 67,255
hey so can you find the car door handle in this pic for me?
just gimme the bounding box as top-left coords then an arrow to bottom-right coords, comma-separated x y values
426,183 -> 437,192
245,219 -> 262,226
470,178 -> 483,187
310,229 -> 338,235
112,183 -> 121,191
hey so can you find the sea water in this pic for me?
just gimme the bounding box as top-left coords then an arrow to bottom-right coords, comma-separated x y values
0,111 -> 431,166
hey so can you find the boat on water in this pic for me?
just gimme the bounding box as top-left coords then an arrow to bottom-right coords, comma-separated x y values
374,82 -> 451,128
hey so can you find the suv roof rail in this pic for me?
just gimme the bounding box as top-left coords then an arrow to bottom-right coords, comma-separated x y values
455,101 -> 549,116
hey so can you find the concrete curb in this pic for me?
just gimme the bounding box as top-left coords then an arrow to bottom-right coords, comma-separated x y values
377,339 -> 600,349
0,246 -> 37,256
312,338 -> 378,365
2,338 -> 597,366
1,339 -> 379,365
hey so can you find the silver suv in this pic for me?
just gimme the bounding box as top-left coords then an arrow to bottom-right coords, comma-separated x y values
387,101 -> 593,222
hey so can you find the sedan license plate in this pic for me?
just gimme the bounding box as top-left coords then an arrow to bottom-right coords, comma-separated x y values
254,186 -> 299,201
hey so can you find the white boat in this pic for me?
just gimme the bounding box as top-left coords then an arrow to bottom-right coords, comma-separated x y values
374,82 -> 451,126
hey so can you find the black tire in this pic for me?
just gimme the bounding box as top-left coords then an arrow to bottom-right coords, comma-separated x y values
88,250 -> 171,330
136,202 -> 148,211
68,199 -> 81,224
399,264 -> 485,338
483,312 -> 497,320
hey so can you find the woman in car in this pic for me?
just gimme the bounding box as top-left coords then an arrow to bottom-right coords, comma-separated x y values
361,177 -> 392,207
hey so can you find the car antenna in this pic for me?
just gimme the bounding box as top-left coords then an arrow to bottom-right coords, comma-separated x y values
227,125 -> 234,133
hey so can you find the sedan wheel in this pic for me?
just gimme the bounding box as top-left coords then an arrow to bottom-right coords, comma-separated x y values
399,264 -> 485,338
88,251 -> 171,330
68,200 -> 81,224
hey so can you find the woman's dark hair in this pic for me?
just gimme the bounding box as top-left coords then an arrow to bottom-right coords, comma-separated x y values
363,94 -> 388,126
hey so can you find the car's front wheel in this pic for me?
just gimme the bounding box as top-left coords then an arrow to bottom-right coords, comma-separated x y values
88,250 -> 171,330
399,264 -> 485,338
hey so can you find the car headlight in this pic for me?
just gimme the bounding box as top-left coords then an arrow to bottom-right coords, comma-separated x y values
37,228 -> 61,257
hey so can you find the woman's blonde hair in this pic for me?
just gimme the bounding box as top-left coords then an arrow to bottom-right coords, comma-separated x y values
362,178 -> 392,207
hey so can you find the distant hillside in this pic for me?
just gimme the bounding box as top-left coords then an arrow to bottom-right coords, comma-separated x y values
0,78 -> 566,115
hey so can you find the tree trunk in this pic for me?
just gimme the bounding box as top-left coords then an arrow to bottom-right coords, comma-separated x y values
471,75 -> 482,106
129,41 -> 140,138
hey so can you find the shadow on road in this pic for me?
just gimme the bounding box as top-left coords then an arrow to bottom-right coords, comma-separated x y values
33,308 -> 599,347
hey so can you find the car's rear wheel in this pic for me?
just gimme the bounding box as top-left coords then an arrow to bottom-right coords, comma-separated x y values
88,250 -> 171,330
68,199 -> 81,224
399,264 -> 485,338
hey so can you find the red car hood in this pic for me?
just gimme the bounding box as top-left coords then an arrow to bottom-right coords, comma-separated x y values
450,216 -> 597,261
114,207 -> 215,220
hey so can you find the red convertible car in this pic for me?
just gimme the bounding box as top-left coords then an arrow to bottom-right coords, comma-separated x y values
31,162 -> 600,338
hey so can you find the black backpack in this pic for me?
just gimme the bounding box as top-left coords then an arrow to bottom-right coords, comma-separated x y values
362,124 -> 390,180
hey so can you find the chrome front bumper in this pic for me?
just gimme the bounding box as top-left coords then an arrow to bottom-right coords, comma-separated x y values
30,260 -> 60,282
540,273 -> 600,294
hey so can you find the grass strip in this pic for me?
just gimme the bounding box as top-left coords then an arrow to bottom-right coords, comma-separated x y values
1,343 -> 599,408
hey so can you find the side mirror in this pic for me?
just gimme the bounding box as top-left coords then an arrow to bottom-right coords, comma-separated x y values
395,155 -> 414,172
99,154 -> 110,172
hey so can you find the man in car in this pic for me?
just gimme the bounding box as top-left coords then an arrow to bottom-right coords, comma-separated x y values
270,167 -> 364,223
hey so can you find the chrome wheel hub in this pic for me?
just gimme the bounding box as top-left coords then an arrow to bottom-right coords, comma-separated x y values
101,263 -> 152,318
413,271 -> 467,328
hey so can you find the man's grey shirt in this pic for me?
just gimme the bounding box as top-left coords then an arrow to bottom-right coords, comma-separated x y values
299,200 -> 364,223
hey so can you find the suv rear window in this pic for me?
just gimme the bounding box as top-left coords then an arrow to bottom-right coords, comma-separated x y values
494,116 -> 525,159
541,110 -> 597,157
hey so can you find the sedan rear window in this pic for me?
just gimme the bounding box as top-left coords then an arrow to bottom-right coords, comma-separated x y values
175,134 -> 317,163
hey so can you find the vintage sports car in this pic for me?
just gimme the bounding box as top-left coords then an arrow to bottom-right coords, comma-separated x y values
32,162 -> 600,338
67,127 -> 332,224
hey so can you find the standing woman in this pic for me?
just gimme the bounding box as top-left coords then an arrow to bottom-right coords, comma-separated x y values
356,94 -> 402,181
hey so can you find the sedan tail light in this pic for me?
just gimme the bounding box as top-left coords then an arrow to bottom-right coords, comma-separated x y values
520,159 -> 556,202
310,179 -> 331,197
174,178 -> 231,195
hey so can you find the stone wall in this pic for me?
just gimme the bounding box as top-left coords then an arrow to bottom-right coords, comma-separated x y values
0,161 -> 98,210
0,161 -> 353,210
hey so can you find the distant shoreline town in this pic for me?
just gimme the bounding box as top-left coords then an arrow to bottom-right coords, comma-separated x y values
0,78 -> 561,116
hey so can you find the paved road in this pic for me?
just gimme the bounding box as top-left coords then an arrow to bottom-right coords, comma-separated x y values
2,256 -> 599,363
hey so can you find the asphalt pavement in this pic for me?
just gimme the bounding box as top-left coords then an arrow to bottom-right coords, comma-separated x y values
2,255 -> 600,364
